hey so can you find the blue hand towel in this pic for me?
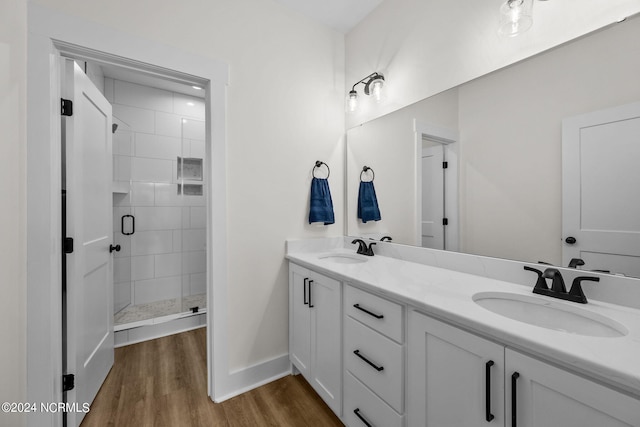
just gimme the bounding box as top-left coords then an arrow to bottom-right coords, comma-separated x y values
309,177 -> 335,225
357,181 -> 381,223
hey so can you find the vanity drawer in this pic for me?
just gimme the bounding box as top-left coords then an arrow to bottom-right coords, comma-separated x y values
345,285 -> 403,342
344,371 -> 402,427
344,316 -> 403,413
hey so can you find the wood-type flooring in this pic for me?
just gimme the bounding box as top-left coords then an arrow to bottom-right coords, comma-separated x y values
80,328 -> 343,427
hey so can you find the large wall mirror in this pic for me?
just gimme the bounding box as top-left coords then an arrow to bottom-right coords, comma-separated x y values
347,15 -> 640,277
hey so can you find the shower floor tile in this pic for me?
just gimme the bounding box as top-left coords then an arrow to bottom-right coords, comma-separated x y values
115,293 -> 206,326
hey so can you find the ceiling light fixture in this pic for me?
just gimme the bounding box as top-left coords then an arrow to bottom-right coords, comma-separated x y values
347,72 -> 385,112
498,0 -> 534,37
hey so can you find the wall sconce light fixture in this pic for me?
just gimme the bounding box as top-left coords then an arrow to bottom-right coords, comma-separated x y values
498,0 -> 534,37
347,72 -> 385,112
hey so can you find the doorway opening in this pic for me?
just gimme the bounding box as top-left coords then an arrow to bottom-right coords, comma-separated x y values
60,53 -> 211,426
414,120 -> 459,251
98,63 -> 209,339
28,9 -> 230,425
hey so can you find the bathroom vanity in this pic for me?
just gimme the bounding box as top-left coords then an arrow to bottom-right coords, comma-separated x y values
286,237 -> 640,427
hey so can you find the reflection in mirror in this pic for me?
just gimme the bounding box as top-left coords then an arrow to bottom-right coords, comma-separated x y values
347,16 -> 640,277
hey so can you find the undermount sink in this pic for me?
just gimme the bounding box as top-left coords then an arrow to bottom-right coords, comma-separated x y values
318,253 -> 367,264
473,292 -> 628,338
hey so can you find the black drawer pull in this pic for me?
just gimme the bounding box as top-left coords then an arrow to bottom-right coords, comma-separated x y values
308,280 -> 314,308
354,408 -> 373,427
485,360 -> 495,422
511,372 -> 520,427
303,278 -> 309,305
353,350 -> 384,372
353,303 -> 384,319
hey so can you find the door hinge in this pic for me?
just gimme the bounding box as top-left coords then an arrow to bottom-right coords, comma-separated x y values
62,374 -> 75,392
442,218 -> 449,226
442,161 -> 448,169
64,237 -> 74,254
61,98 -> 73,116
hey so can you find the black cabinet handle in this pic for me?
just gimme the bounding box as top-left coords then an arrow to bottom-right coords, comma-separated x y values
353,303 -> 384,319
511,372 -> 520,427
353,350 -> 384,372
121,214 -> 135,235
485,360 -> 495,422
303,278 -> 309,305
109,244 -> 121,253
353,408 -> 373,427
308,280 -> 314,308
565,236 -> 576,244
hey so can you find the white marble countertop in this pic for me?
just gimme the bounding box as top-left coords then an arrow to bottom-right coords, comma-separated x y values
286,246 -> 640,398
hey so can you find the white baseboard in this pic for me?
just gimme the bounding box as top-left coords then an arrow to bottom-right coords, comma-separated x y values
214,354 -> 292,403
114,313 -> 206,347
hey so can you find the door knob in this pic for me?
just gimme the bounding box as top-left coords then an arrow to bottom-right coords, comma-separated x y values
109,244 -> 121,253
565,237 -> 577,245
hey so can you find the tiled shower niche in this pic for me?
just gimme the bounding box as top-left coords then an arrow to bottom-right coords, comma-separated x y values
107,78 -> 207,327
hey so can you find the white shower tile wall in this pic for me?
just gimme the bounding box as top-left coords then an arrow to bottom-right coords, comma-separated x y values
109,78 -> 206,315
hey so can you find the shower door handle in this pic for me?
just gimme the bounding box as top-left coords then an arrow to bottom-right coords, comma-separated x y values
121,214 -> 135,235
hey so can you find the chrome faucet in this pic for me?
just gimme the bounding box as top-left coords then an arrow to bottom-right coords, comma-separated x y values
524,266 -> 599,304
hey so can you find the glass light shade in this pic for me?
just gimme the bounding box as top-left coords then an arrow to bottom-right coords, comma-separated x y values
498,0 -> 533,37
371,78 -> 384,102
347,90 -> 358,112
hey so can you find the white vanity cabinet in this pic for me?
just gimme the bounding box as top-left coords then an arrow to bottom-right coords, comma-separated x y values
408,310 -> 505,426
289,263 -> 342,416
343,285 -> 405,427
408,310 -> 640,427
506,349 -> 640,427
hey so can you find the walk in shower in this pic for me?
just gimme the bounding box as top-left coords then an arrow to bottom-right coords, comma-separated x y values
108,77 -> 207,333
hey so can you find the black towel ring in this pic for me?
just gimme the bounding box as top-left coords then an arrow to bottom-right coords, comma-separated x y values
313,161 -> 330,179
360,166 -> 375,182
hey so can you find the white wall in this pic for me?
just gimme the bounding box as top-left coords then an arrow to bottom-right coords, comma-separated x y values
458,16 -> 640,264
31,0 -> 345,373
0,0 -> 27,425
346,0 -> 640,128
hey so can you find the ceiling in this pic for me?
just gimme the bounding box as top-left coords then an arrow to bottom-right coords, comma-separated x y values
273,0 -> 383,33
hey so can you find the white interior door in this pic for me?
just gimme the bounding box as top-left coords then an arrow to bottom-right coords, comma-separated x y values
562,101 -> 640,277
421,143 -> 445,249
63,59 -> 114,426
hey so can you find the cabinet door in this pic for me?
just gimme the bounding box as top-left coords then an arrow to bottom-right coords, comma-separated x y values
506,349 -> 640,427
408,311 -> 505,427
310,272 -> 342,416
289,264 -> 311,378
